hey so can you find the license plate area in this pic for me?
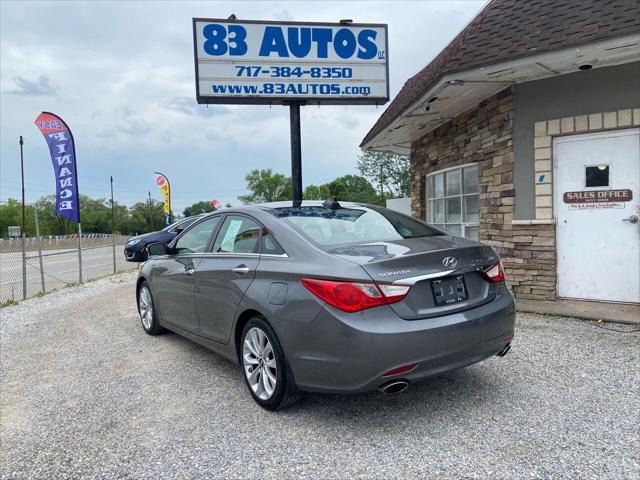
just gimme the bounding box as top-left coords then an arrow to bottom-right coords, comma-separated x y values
432,275 -> 468,306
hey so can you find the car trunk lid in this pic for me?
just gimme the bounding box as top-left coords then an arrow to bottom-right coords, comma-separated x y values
327,236 -> 500,319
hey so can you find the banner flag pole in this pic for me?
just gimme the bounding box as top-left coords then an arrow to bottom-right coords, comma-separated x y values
154,171 -> 171,226
110,176 -> 116,274
34,112 -> 82,283
78,222 -> 83,284
34,207 -> 46,293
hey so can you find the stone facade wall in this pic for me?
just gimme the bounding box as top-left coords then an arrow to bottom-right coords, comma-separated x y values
410,86 -> 640,302
411,86 -> 515,248
510,222 -> 556,299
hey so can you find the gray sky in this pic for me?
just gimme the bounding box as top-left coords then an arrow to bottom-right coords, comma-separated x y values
0,0 -> 485,213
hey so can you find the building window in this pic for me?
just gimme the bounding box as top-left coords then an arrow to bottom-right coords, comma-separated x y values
425,164 -> 479,239
585,165 -> 610,187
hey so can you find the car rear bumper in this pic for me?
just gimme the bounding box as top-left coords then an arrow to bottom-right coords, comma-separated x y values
276,290 -> 515,393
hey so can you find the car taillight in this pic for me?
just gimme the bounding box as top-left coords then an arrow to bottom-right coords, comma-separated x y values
483,261 -> 506,282
300,278 -> 411,313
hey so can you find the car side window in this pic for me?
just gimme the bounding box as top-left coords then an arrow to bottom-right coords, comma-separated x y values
262,232 -> 286,255
174,217 -> 220,254
212,216 -> 261,254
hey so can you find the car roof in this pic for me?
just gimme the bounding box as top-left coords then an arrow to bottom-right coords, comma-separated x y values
257,200 -> 372,211
193,202 -> 380,225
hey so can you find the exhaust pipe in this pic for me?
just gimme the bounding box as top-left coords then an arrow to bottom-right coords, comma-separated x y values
496,343 -> 511,357
378,380 -> 409,394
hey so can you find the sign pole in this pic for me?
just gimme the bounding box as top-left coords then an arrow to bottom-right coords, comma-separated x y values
19,136 -> 27,300
110,176 -> 116,274
289,102 -> 303,207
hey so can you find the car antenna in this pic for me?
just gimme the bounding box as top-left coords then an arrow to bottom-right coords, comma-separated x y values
322,196 -> 341,210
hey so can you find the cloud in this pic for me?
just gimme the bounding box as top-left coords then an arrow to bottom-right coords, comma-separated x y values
337,114 -> 359,131
273,9 -> 294,21
0,0 -> 486,210
163,96 -> 230,118
9,75 -> 57,96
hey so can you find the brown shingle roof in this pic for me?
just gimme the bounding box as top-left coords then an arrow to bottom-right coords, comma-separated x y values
361,0 -> 640,147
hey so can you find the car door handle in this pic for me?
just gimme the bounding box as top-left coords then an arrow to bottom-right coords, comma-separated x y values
232,266 -> 250,275
184,267 -> 195,276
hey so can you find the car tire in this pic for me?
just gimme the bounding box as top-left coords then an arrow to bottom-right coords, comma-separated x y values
241,317 -> 301,410
137,281 -> 165,335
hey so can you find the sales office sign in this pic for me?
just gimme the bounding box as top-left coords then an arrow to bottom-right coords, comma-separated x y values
192,18 -> 389,105
563,189 -> 633,209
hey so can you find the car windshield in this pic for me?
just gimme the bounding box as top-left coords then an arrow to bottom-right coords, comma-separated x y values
271,205 -> 443,246
162,216 -> 198,232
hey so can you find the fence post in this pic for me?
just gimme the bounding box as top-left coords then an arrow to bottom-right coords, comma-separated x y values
34,208 -> 46,293
21,234 -> 27,300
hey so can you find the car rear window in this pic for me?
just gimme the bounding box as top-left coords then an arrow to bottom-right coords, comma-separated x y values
271,205 -> 443,246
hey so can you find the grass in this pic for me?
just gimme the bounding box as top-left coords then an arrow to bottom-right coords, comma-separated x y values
1,269 -> 136,309
1,299 -> 19,308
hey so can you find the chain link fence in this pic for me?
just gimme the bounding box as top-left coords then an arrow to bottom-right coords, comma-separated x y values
0,232 -> 138,304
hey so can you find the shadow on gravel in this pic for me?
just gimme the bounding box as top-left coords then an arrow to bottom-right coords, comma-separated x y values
157,329 -> 501,425
290,368 -> 500,423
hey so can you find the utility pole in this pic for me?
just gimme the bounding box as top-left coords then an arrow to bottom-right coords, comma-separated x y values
379,165 -> 384,199
110,176 -> 116,274
19,136 -> 27,300
147,191 -> 154,231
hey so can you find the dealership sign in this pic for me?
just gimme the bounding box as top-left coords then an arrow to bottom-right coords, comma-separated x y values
192,18 -> 389,105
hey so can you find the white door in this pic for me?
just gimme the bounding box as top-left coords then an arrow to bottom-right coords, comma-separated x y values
554,128 -> 640,303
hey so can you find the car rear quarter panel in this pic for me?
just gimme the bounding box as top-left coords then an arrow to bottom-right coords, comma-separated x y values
276,291 -> 515,392
236,249 -> 373,350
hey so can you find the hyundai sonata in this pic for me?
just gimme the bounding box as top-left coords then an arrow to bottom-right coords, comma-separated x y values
137,200 -> 515,409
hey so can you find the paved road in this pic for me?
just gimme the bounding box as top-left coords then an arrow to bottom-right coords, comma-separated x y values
1,273 -> 639,479
0,245 -> 137,302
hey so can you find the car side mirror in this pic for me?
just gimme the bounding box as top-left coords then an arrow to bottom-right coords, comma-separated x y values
147,242 -> 169,256
174,227 -> 184,234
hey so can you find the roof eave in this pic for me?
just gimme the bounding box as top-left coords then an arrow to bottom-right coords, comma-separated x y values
361,33 -> 640,155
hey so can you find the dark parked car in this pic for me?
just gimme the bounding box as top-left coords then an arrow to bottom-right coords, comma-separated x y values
124,214 -> 204,262
136,201 -> 515,409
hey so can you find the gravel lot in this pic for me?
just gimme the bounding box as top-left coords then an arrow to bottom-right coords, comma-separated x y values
1,272 -> 639,479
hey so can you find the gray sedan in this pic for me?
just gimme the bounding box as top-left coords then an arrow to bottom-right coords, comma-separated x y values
137,201 -> 515,409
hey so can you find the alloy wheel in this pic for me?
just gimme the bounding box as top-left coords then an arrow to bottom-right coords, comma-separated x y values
139,286 -> 153,330
242,327 -> 277,400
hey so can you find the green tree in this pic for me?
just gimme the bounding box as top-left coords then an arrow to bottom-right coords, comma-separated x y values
239,169 -> 291,204
128,199 -> 165,235
183,200 -> 217,217
303,184 -> 331,200
357,151 -> 410,198
0,198 -> 28,236
304,175 -> 379,204
33,195 -> 75,235
0,194 -> 171,238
